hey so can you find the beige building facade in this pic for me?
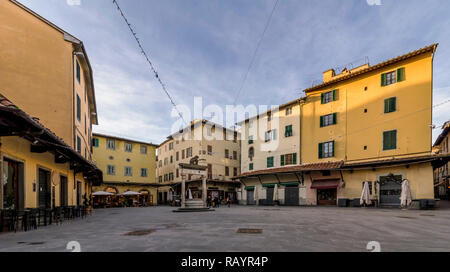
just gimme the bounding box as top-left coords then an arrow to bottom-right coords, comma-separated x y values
157,120 -> 240,204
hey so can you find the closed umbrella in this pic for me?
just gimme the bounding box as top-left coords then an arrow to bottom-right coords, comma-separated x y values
400,179 -> 412,207
360,182 -> 372,206
273,184 -> 279,202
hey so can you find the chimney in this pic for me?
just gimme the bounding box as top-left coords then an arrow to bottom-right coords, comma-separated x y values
323,69 -> 335,83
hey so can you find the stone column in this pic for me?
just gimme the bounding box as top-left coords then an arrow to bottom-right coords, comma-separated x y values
202,176 -> 207,208
181,175 -> 186,208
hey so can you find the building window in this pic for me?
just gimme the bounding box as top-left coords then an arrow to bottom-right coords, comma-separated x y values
170,155 -> 173,164
176,168 -> 179,178
248,136 -> 254,145
158,160 -> 162,167
76,95 -> 81,122
233,167 -> 238,177
84,114 -> 87,135
265,129 -> 277,142
125,142 -> 133,152
249,163 -> 254,171
169,142 -> 174,150
225,167 -> 230,176
225,149 -> 229,159
248,147 -> 255,161
93,138 -> 99,147
281,153 -> 297,166
125,167 -> 133,176
107,165 -> 115,175
321,90 -> 337,104
176,151 -> 179,161
267,157 -> 274,168
76,136 -> 81,153
207,145 -> 213,155
141,168 -> 147,177
76,59 -> 81,84
319,141 -> 334,159
159,176 -> 162,183
320,113 -> 337,127
182,150 -> 185,159
186,147 -> 193,158
233,151 -> 237,160
384,97 -> 397,114
140,145 -> 147,154
285,125 -> 293,137
383,130 -> 397,151
164,158 -> 168,166
107,139 -> 115,150
286,107 -> 293,116
381,68 -> 405,87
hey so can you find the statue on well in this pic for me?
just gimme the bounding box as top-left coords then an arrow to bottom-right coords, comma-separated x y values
190,156 -> 199,165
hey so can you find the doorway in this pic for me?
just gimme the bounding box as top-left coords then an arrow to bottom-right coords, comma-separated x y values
2,158 -> 25,210
76,181 -> 82,207
38,168 -> 51,209
379,175 -> 402,206
60,176 -> 68,207
317,188 -> 337,206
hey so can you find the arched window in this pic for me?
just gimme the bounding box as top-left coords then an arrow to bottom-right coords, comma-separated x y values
248,147 -> 255,161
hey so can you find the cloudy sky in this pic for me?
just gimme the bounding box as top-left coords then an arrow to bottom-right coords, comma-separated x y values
18,0 -> 450,144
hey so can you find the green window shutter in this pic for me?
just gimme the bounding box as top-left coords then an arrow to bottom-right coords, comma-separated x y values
321,93 -> 325,104
333,89 -> 338,101
95,138 -> 99,147
384,99 -> 389,113
390,97 -> 397,112
318,143 -> 323,159
383,132 -> 388,150
249,163 -> 253,171
391,130 -> 397,149
281,155 -> 285,166
320,116 -> 324,127
381,73 -> 386,87
331,141 -> 335,157
333,113 -> 337,125
397,68 -> 405,82
293,153 -> 297,164
265,132 -> 269,142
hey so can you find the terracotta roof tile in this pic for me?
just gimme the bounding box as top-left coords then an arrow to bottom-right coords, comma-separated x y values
304,44 -> 438,93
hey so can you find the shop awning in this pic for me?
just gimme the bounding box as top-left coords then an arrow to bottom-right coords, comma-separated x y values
262,183 -> 276,188
280,182 -> 300,187
245,186 -> 255,191
311,179 -> 340,190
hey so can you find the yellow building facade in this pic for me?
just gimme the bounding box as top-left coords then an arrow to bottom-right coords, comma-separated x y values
236,44 -> 447,208
92,134 -> 158,206
0,1 -> 101,210
301,44 -> 438,206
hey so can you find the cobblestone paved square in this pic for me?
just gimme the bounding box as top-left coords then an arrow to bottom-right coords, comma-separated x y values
1,206 -> 450,252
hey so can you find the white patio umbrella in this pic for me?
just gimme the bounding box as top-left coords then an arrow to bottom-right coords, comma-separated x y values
92,191 -> 115,196
119,191 -> 141,196
273,184 -> 279,202
360,182 -> 372,206
400,179 -> 412,207
188,189 -> 193,200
